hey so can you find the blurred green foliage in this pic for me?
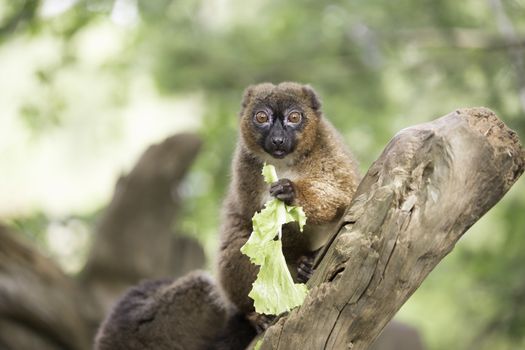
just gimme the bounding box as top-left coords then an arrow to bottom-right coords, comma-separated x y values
1,0 -> 525,349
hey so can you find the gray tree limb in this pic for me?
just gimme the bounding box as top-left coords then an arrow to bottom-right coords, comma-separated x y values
259,107 -> 524,350
0,225 -> 93,350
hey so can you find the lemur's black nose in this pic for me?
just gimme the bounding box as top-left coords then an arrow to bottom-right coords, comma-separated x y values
271,136 -> 284,145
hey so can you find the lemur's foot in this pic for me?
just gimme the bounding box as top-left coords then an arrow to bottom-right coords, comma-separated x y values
296,254 -> 315,283
247,312 -> 276,333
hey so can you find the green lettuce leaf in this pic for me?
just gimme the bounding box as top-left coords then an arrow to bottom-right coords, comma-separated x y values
240,163 -> 308,315
248,240 -> 309,315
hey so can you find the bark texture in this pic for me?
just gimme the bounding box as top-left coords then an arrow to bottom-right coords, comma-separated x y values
259,107 -> 524,350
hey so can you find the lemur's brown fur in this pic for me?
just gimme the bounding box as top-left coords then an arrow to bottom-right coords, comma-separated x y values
218,82 -> 360,318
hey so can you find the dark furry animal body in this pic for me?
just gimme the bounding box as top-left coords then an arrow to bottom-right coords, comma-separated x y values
218,82 -> 360,328
95,271 -> 255,350
95,82 -> 359,349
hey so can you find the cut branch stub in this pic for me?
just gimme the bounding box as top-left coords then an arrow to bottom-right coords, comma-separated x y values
260,107 -> 524,350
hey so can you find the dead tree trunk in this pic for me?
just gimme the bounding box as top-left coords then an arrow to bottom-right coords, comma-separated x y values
0,133 -> 205,350
259,107 -> 524,350
80,133 -> 205,316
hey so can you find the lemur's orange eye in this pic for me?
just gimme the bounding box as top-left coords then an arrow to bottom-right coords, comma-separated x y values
287,111 -> 302,124
255,112 -> 269,124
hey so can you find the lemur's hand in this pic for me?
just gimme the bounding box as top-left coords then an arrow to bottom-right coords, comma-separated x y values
269,178 -> 295,205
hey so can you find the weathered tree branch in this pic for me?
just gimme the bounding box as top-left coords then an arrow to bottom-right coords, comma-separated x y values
259,107 -> 524,349
0,225 -> 93,350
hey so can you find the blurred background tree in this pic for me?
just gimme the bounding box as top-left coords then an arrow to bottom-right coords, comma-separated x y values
0,0 -> 524,349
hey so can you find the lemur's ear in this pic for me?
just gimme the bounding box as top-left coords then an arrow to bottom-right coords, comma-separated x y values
241,85 -> 255,109
240,83 -> 275,113
302,85 -> 322,111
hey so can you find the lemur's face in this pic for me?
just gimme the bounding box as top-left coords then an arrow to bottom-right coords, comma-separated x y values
250,102 -> 305,158
239,82 -> 321,160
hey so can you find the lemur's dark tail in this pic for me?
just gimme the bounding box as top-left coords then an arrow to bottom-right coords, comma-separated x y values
95,271 -> 256,350
211,311 -> 257,350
